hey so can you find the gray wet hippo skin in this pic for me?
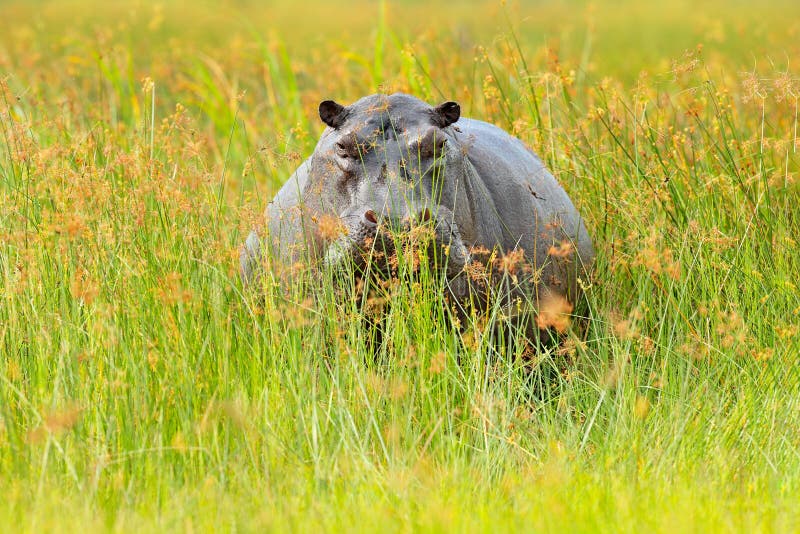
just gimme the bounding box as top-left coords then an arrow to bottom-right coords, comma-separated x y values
242,93 -> 594,313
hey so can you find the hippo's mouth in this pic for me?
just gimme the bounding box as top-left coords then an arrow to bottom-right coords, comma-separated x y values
323,206 -> 472,282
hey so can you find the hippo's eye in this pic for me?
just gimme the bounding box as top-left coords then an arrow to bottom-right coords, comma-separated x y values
432,139 -> 447,158
413,130 -> 448,160
335,141 -> 350,158
335,140 -> 364,160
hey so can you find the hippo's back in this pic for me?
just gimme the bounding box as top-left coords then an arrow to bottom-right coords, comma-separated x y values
455,118 -> 594,296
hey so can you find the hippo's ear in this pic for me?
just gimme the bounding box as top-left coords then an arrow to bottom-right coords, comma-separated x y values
319,100 -> 349,129
431,101 -> 460,128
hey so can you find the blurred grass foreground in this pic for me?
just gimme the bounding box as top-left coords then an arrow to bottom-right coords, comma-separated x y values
1,0 -> 799,531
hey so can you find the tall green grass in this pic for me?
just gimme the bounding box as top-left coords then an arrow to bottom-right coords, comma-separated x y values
1,0 -> 799,531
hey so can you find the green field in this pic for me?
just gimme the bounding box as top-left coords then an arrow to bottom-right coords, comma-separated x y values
2,0 -> 799,531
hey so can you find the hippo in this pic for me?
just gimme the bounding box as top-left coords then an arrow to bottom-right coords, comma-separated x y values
241,93 -> 593,329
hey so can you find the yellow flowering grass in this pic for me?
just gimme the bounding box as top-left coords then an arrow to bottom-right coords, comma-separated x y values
1,0 -> 799,531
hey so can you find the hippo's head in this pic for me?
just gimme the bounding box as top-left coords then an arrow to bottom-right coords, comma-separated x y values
307,93 -> 472,275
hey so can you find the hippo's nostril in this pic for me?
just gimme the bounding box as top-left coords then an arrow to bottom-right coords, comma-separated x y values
364,210 -> 378,225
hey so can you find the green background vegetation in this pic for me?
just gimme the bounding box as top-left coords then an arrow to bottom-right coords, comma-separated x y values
1,0 -> 799,531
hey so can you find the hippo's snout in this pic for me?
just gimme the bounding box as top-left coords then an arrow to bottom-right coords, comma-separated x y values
323,209 -> 380,270
323,206 -> 471,278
